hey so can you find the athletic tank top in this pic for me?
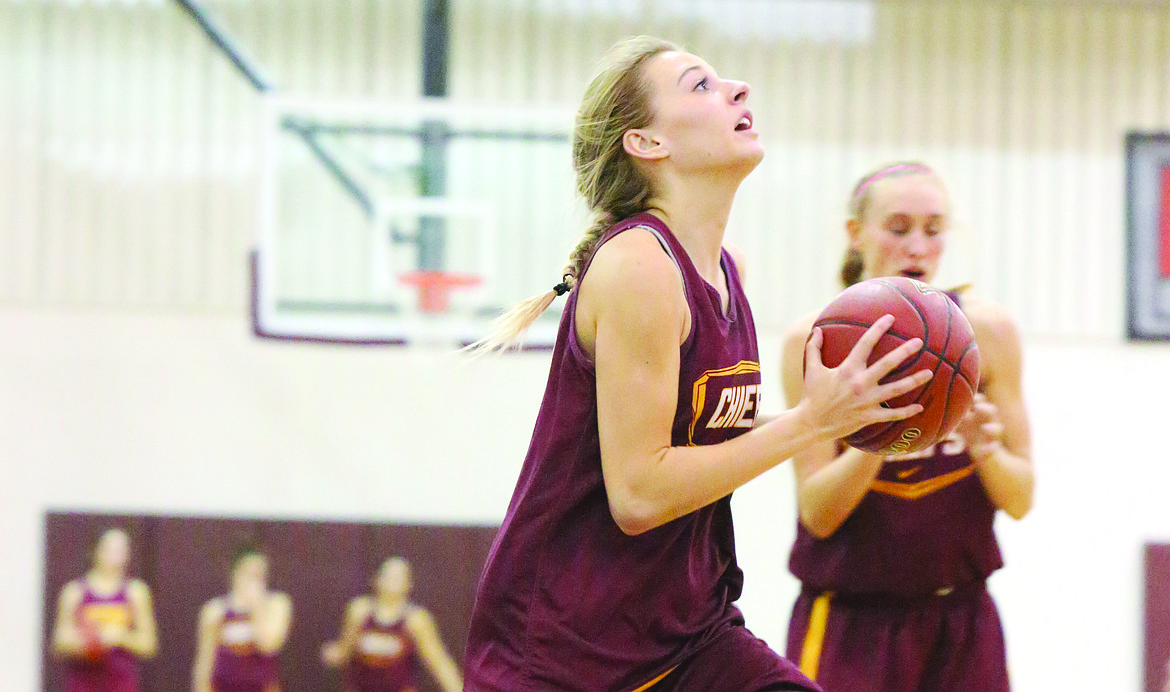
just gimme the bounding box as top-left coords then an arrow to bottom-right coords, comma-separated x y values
211,599 -> 281,691
465,213 -> 762,692
65,578 -> 139,685
345,605 -> 419,692
788,293 -> 1003,597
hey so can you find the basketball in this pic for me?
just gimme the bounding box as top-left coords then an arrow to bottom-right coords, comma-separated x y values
82,629 -> 107,662
810,276 -> 980,456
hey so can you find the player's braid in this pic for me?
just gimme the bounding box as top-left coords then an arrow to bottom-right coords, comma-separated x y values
562,219 -> 606,293
563,186 -> 653,287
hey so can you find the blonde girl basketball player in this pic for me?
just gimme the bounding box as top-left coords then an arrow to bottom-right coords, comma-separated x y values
463,37 -> 933,692
782,162 -> 1033,692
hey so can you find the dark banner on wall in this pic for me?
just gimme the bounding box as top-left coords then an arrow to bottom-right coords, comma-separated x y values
42,511 -> 497,692
1125,132 -> 1170,341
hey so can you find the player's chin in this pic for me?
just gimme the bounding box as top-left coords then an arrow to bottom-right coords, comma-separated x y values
729,144 -> 764,173
736,133 -> 764,156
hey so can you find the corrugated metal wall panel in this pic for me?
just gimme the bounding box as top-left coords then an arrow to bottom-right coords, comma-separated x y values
0,0 -> 12,301
7,1 -> 35,300
6,0 -> 1170,339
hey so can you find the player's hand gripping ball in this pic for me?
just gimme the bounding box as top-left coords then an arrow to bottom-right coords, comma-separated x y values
810,277 -> 980,455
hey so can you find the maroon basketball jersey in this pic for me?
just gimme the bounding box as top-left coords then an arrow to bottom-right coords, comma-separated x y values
65,579 -> 140,692
465,213 -> 763,692
211,600 -> 281,692
345,606 -> 419,692
788,294 -> 1003,597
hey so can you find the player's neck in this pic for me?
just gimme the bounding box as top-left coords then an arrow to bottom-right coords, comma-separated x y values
86,567 -> 123,592
646,184 -> 735,282
374,594 -> 407,619
228,589 -> 264,611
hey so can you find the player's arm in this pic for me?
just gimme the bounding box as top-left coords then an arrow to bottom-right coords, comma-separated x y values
581,230 -> 929,535
51,581 -> 87,658
119,579 -> 158,658
252,591 -> 292,654
780,317 -> 886,538
962,300 -> 1034,519
321,597 -> 368,667
192,600 -> 223,692
406,607 -> 464,692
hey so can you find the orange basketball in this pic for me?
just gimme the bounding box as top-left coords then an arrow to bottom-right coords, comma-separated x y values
811,277 -> 980,455
82,630 -> 107,662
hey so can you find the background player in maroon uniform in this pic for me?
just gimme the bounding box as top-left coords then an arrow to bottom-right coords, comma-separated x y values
321,556 -> 462,692
781,162 -> 1034,691
462,36 -> 932,692
192,546 -> 292,692
52,528 -> 158,692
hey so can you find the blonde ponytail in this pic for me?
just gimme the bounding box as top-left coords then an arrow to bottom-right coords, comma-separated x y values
463,212 -> 608,354
466,36 -> 676,354
464,276 -> 573,354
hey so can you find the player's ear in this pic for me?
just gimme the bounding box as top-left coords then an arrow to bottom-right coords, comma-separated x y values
846,218 -> 862,249
623,129 -> 668,161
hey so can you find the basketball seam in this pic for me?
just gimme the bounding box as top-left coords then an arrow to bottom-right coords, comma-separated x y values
875,278 -> 933,379
933,289 -> 979,396
845,286 -> 928,447
890,280 -> 953,445
877,282 -> 980,393
934,360 -> 959,443
955,341 -> 979,390
816,308 -> 933,449
812,320 -> 948,361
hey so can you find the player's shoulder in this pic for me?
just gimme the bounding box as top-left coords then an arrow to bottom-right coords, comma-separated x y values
580,225 -> 686,313
957,293 -> 1021,349
348,595 -> 374,616
782,311 -> 821,350
404,604 -> 437,629
588,225 -> 680,284
723,241 -> 747,284
778,311 -> 821,379
199,596 -> 227,622
125,578 -> 153,599
58,578 -> 85,601
267,590 -> 292,608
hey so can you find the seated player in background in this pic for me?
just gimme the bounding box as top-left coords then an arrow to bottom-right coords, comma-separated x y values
192,544 -> 292,692
52,527 -> 158,692
321,556 -> 463,692
781,162 -> 1034,691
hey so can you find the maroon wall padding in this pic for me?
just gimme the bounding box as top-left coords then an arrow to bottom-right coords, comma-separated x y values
1146,543 -> 1170,692
42,512 -> 497,692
